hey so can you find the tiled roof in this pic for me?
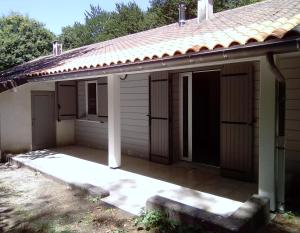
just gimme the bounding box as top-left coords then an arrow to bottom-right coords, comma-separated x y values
2,0 -> 300,79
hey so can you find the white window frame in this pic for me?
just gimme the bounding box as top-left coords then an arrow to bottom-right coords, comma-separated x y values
179,72 -> 193,162
85,80 -> 98,116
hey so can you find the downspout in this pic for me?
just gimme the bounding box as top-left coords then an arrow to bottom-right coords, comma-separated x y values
266,53 -> 286,212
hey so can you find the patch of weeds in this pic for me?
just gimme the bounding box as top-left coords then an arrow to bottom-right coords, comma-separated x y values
134,210 -> 207,233
0,184 -> 11,193
32,220 -> 54,232
13,207 -> 29,217
105,208 -> 115,214
282,211 -> 295,221
113,229 -> 129,233
33,220 -> 72,233
79,212 -> 94,225
283,211 -> 295,222
134,210 -> 176,233
86,195 -> 101,203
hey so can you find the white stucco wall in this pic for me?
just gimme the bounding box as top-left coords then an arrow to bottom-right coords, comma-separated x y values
0,81 -> 75,153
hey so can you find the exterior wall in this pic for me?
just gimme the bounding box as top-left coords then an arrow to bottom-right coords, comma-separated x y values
170,62 -> 260,179
76,73 -> 149,158
0,82 -> 75,153
56,120 -> 75,146
278,53 -> 300,183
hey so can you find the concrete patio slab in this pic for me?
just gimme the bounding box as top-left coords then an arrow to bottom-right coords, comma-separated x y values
12,148 -> 249,216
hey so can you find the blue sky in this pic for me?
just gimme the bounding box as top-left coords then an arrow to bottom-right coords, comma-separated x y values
0,0 -> 150,35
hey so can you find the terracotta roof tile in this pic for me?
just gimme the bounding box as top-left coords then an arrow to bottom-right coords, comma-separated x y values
2,0 -> 300,79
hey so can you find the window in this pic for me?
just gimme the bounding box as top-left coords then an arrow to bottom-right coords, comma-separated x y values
86,81 -> 98,115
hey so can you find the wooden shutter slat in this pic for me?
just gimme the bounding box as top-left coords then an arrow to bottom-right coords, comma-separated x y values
150,72 -> 171,164
98,77 -> 108,117
56,81 -> 77,120
220,63 -> 254,180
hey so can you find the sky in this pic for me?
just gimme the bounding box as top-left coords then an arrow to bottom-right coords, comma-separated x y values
0,0 -> 150,35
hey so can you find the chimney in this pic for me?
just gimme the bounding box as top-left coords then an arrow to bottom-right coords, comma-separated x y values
197,0 -> 213,23
178,2 -> 187,27
53,41 -> 62,56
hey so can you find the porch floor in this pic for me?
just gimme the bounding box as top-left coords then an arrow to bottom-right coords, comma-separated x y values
12,145 -> 257,216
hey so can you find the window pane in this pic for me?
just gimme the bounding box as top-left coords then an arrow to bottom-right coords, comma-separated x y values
88,83 -> 96,115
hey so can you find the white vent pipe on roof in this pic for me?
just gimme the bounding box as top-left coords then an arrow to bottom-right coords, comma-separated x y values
178,2 -> 187,26
198,0 -> 214,23
53,41 -> 63,56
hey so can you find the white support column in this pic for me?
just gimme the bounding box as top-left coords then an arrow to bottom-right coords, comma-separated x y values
108,74 -> 121,168
259,57 -> 276,211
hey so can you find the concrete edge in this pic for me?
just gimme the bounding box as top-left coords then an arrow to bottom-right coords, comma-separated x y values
146,194 -> 270,233
9,156 -> 110,199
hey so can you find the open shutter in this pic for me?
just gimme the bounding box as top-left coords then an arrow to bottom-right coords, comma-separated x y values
150,72 -> 172,164
220,64 -> 254,180
97,77 -> 108,118
56,81 -> 77,121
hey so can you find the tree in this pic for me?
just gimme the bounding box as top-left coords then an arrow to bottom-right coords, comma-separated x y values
60,2 -> 153,50
214,0 -> 262,12
59,22 -> 91,50
148,0 -> 197,26
103,2 -> 151,38
148,0 -> 262,24
0,13 -> 55,71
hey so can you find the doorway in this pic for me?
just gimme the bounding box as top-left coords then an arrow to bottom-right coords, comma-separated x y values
192,71 -> 220,166
31,91 -> 56,150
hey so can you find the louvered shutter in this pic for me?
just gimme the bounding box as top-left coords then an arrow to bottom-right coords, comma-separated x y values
56,81 -> 77,120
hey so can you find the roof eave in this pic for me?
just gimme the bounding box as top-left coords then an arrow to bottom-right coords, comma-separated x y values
27,37 -> 300,82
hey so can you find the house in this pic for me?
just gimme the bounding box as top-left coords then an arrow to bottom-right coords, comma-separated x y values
0,0 -> 300,213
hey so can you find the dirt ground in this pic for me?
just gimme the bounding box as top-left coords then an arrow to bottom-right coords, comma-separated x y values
0,163 -> 300,233
0,164 -> 136,233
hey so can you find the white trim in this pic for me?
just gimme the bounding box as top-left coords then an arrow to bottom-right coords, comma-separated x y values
179,72 -> 192,162
85,80 -> 98,116
259,56 -> 276,211
108,75 -> 121,168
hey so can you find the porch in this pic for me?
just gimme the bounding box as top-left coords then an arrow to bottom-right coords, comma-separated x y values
12,145 -> 257,216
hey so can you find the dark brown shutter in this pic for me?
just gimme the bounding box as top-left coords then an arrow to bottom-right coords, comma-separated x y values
149,72 -> 172,164
56,81 -> 77,121
220,63 -> 254,180
97,77 -> 108,117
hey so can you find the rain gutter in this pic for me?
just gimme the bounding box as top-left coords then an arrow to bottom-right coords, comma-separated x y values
28,37 -> 300,82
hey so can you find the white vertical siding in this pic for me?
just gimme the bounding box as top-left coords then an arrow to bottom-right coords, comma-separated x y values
278,54 -> 300,177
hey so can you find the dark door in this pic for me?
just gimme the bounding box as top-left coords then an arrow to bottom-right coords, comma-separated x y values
149,72 -> 172,164
192,71 -> 220,166
32,91 -> 56,150
220,64 -> 253,180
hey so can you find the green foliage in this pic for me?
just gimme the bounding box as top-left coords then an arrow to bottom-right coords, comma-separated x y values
134,210 -> 177,232
149,0 -> 197,26
86,195 -> 102,203
283,211 -> 296,221
59,2 -> 154,50
113,229 -> 129,233
59,23 -> 91,50
134,210 -> 208,233
0,13 -> 55,71
214,0 -> 262,12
